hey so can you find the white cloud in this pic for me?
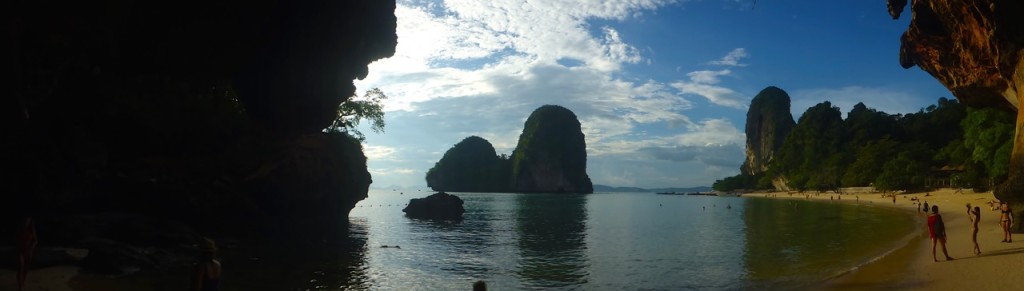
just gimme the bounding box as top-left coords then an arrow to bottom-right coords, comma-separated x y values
668,48 -> 750,109
707,48 -> 749,67
363,145 -> 398,161
354,0 -> 750,188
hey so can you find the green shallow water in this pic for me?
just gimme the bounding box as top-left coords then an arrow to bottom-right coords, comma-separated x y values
742,197 -> 918,289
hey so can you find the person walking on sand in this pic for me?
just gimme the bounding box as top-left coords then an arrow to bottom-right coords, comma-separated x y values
967,204 -> 981,255
15,217 -> 37,291
191,237 -> 222,291
928,205 -> 954,262
999,201 -> 1013,243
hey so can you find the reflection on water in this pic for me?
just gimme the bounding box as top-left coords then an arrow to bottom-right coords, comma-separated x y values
742,198 -> 916,289
219,218 -> 370,290
514,194 -> 589,288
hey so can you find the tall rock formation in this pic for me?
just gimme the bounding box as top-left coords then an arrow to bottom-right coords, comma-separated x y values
6,0 -> 398,235
742,86 -> 796,176
425,136 -> 510,192
887,0 -> 1024,228
511,105 -> 593,193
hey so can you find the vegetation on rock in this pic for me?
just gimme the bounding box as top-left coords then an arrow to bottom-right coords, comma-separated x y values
714,96 -> 1013,193
425,105 -> 593,193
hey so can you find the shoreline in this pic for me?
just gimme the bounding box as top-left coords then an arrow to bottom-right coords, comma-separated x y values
751,188 -> 1021,290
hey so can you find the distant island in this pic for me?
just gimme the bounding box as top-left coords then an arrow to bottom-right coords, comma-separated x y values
592,185 -> 712,193
426,105 -> 593,193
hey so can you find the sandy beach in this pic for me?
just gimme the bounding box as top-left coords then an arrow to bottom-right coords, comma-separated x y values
757,188 -> 1024,290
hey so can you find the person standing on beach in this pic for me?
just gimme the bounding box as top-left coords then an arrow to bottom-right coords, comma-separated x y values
967,204 -> 981,255
999,202 -> 1013,243
15,217 -> 37,291
928,205 -> 954,262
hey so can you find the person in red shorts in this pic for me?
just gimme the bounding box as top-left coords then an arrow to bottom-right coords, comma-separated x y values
928,205 -> 954,262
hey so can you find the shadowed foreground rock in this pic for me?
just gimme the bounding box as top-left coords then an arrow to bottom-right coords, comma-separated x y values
403,192 -> 465,220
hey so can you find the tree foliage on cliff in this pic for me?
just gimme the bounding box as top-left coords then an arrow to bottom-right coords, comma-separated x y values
425,136 -> 511,192
328,88 -> 387,141
425,105 -> 592,193
714,97 -> 1009,193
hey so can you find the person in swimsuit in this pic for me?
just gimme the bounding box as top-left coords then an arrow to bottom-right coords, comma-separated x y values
16,217 -> 37,291
967,204 -> 981,255
928,205 -> 953,262
191,237 -> 222,291
999,202 -> 1013,243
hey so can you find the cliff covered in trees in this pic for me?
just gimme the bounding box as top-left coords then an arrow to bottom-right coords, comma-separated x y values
425,105 -> 593,193
714,96 -> 1013,194
4,0 -> 398,237
426,136 -> 511,192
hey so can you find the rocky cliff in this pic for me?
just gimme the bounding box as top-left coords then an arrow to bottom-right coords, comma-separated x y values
511,105 -> 593,193
742,86 -> 796,176
888,0 -> 1024,227
425,136 -> 510,192
5,0 -> 397,237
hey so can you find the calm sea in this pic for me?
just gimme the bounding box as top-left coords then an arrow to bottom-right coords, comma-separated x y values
220,190 -> 917,290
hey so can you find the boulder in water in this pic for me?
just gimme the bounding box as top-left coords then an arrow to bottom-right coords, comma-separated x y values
403,192 -> 465,220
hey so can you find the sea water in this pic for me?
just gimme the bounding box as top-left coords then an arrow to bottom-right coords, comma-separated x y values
229,190 -> 916,290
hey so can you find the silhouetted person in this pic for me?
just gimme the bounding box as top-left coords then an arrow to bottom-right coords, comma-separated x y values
16,217 -> 37,291
473,280 -> 487,291
928,205 -> 953,262
967,204 -> 981,255
191,237 -> 222,291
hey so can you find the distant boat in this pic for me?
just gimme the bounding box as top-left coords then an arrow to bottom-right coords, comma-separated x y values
655,192 -> 682,195
686,192 -> 716,196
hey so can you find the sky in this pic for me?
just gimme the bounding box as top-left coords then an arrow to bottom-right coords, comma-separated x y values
351,0 -> 955,190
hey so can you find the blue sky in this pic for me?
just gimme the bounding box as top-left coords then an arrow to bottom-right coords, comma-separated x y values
352,0 -> 954,189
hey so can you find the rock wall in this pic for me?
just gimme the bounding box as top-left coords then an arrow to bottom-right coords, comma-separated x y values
742,86 -> 796,176
888,0 -> 1024,229
511,105 -> 593,193
5,0 -> 396,235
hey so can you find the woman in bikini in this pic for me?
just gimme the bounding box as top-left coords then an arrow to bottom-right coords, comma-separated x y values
999,202 -> 1013,243
928,205 -> 954,262
967,204 -> 981,255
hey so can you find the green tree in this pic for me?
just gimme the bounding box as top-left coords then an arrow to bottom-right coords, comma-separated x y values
961,107 -> 1014,183
771,102 -> 845,191
874,142 -> 933,191
328,88 -> 387,141
842,138 -> 900,187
